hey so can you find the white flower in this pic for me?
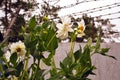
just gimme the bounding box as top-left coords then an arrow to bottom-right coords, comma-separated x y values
75,19 -> 86,37
56,16 -> 74,39
10,41 -> 26,57
4,50 -> 11,62
72,69 -> 76,75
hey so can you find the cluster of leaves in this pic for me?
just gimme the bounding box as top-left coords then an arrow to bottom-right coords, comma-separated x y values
49,37 -> 116,80
0,16 -> 116,80
0,16 -> 58,79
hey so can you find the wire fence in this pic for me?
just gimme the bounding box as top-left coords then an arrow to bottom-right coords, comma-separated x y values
60,0 -> 102,9
65,2 -> 120,16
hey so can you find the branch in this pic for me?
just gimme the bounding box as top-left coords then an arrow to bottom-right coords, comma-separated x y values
1,5 -> 22,45
5,0 -> 8,28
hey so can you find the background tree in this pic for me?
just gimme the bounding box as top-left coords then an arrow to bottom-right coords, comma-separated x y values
82,14 -> 98,42
0,0 -> 38,42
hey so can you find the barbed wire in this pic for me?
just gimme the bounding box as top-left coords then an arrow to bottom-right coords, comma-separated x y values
51,10 -> 120,20
93,15 -> 120,22
66,2 -> 120,16
93,11 -> 120,18
35,0 -> 120,22
52,0 -> 60,5
60,0 -> 101,9
48,0 -> 59,2
108,17 -> 120,20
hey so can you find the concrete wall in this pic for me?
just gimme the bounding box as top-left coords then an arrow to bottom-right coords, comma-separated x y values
54,43 -> 120,80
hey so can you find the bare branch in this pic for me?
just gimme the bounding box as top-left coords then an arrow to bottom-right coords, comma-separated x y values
1,5 -> 22,45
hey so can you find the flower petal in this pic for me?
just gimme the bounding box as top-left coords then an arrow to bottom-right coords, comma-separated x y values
68,27 -> 74,32
77,32 -> 85,37
61,16 -> 71,24
56,31 -> 68,39
56,23 -> 63,30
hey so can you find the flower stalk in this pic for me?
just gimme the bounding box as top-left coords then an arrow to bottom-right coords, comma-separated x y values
69,33 -> 77,63
51,51 -> 57,71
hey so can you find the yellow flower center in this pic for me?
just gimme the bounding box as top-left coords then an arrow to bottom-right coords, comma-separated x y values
64,23 -> 69,27
16,47 -> 21,52
77,25 -> 84,33
63,23 -> 69,31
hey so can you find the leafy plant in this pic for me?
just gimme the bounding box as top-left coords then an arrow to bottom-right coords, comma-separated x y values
0,16 -> 115,80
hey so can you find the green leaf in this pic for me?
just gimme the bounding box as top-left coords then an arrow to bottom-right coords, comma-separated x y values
42,52 -> 54,66
28,16 -> 36,30
87,38 -> 92,46
50,68 -> 58,77
62,56 -> 72,67
74,45 -> 82,62
31,63 -> 37,72
39,23 -> 58,51
21,70 -> 29,80
94,37 -> 101,53
30,64 -> 45,80
34,25 -> 41,32
38,41 -> 47,52
4,68 -> 17,77
10,53 -> 18,66
82,45 -> 91,66
100,48 -> 109,53
34,69 -> 45,80
81,66 -> 96,78
69,63 -> 77,71
22,26 -> 26,32
49,70 -> 64,80
99,48 -> 117,60
16,61 -> 24,77
41,21 -> 50,28
60,62 -> 68,73
0,64 -> 4,75
45,25 -> 58,51
33,52 -> 44,60
75,44 -> 92,78
0,45 -> 4,57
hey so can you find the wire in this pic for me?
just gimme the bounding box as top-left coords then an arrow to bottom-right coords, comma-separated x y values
108,17 -> 120,20
67,2 -> 120,16
93,11 -> 120,18
60,0 -> 101,9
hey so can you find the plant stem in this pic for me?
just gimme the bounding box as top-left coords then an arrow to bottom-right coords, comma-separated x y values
69,33 -> 76,63
32,59 -> 40,80
51,51 -> 56,71
21,57 -> 29,80
47,33 -> 56,48
52,56 -> 56,70
69,41 -> 75,63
